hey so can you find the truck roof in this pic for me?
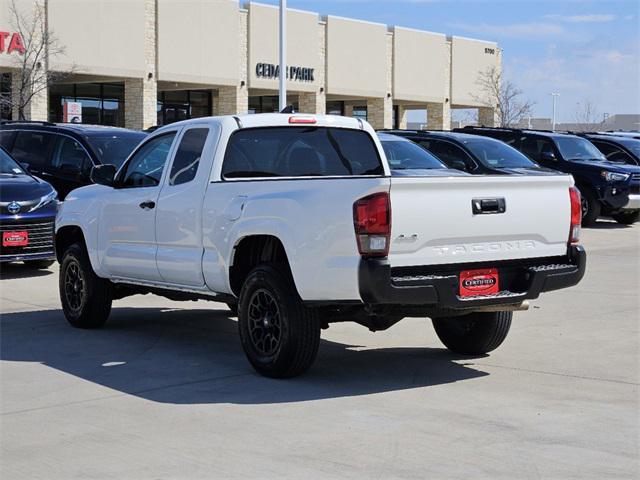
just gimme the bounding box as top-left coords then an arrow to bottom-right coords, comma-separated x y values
155,113 -> 367,132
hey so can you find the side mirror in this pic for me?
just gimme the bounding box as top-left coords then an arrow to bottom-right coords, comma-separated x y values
90,164 -> 117,187
541,150 -> 557,161
450,159 -> 468,171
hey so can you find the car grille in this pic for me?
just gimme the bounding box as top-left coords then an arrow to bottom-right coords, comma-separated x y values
0,220 -> 55,257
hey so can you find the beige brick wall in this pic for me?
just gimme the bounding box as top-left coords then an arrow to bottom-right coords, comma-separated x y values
366,33 -> 393,129
215,8 -> 248,115
125,0 -> 157,129
10,70 -> 48,121
297,22 -> 326,114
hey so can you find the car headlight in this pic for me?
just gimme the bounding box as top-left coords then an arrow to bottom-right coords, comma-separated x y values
601,171 -> 629,182
29,190 -> 58,212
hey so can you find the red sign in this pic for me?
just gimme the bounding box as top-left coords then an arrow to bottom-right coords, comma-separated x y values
459,268 -> 500,297
3,231 -> 29,247
0,31 -> 26,55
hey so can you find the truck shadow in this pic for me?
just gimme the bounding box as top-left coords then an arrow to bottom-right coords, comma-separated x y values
0,263 -> 54,280
0,307 -> 487,405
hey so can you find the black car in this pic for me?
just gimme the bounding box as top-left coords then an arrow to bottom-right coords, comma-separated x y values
0,147 -> 57,268
453,126 -> 640,225
578,133 -> 640,166
383,129 -> 555,175
0,121 -> 147,199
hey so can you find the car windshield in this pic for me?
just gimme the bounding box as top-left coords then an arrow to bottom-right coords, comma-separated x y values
0,148 -> 26,175
463,138 -> 537,168
556,137 -> 606,162
86,131 -> 147,168
381,138 -> 446,170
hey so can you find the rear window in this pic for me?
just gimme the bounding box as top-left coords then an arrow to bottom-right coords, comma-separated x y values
463,138 -> 537,169
222,127 -> 383,179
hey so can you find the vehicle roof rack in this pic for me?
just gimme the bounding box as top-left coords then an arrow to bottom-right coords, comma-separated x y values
0,120 -> 56,126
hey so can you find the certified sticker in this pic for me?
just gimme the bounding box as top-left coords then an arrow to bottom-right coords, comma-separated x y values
459,268 -> 499,297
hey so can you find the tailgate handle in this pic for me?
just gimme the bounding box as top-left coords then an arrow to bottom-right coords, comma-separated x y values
472,198 -> 506,215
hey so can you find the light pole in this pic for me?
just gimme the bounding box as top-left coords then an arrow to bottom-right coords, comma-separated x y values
279,0 -> 287,112
550,92 -> 560,131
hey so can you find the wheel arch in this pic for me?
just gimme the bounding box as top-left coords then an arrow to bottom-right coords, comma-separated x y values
55,225 -> 87,263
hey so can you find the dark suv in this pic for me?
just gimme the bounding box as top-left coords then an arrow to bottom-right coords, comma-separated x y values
0,122 -> 147,199
578,133 -> 640,166
453,127 -> 640,225
383,129 -> 556,175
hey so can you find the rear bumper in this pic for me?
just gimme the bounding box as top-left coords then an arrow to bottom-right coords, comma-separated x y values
359,245 -> 586,309
0,251 -> 55,263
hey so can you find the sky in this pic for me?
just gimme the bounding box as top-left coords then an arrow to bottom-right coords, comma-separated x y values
256,0 -> 640,123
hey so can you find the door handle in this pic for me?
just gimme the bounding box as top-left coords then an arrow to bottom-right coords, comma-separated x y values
139,200 -> 156,210
472,198 -> 506,215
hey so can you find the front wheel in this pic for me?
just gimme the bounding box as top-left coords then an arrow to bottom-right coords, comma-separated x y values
612,210 -> 640,225
59,243 -> 113,329
238,264 -> 320,378
579,188 -> 600,227
432,311 -> 512,355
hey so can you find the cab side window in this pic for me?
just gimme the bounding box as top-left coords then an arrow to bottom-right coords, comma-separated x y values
120,133 -> 176,188
429,140 -> 475,171
520,136 -> 556,161
52,137 -> 92,177
169,128 -> 208,185
11,131 -> 56,168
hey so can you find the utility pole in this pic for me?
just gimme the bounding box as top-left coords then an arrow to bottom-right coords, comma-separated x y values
279,0 -> 287,111
550,92 -> 560,131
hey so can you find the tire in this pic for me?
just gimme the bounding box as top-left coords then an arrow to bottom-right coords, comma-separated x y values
238,263 -> 320,378
612,210 -> 640,225
432,311 -> 512,355
24,259 -> 55,269
578,187 -> 600,227
226,300 -> 238,316
59,242 -> 112,329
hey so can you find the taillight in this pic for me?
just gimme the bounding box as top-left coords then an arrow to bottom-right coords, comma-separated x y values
289,115 -> 316,124
353,192 -> 391,257
569,187 -> 581,244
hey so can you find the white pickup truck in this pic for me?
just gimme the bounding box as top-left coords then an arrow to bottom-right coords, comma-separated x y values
55,114 -> 586,378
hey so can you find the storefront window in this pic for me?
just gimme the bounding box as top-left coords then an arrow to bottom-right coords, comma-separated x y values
353,106 -> 368,121
248,95 -> 298,114
326,101 -> 344,116
156,90 -> 211,126
48,83 -> 125,127
0,73 -> 11,121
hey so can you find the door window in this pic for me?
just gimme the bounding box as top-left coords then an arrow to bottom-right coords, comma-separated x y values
0,131 -> 16,150
591,141 -> 634,164
169,128 -> 208,185
429,140 -> 476,171
120,133 -> 176,188
11,131 -> 56,168
520,136 -> 556,162
52,137 -> 92,177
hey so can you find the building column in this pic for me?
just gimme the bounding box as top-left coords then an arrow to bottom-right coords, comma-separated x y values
125,78 -> 157,130
11,71 -> 48,121
343,103 -> 354,117
396,105 -> 409,129
427,102 -> 451,130
298,92 -> 326,115
367,97 -> 392,129
125,0 -> 157,130
218,85 -> 248,115
478,107 -> 498,127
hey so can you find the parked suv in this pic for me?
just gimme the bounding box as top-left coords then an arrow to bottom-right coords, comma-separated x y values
578,133 -> 640,166
383,130 -> 555,175
0,121 -> 147,199
454,127 -> 640,226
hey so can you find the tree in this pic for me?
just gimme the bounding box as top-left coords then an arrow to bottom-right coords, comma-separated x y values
473,66 -> 534,128
572,100 -> 600,132
0,0 -> 74,120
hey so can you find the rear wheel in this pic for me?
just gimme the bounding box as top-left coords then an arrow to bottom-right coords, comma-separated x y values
238,264 -> 320,378
24,259 -> 55,269
612,210 -> 640,225
579,188 -> 600,227
432,311 -> 512,355
59,243 -> 112,329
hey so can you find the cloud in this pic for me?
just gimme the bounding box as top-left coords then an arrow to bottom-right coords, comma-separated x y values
447,21 -> 565,39
544,14 -> 617,23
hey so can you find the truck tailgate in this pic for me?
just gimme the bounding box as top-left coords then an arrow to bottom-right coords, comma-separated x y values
389,175 -> 573,267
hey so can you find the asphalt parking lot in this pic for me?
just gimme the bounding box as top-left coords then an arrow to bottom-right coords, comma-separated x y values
1,222 -> 638,479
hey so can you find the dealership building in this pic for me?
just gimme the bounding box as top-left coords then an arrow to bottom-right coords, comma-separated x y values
0,0 -> 501,130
